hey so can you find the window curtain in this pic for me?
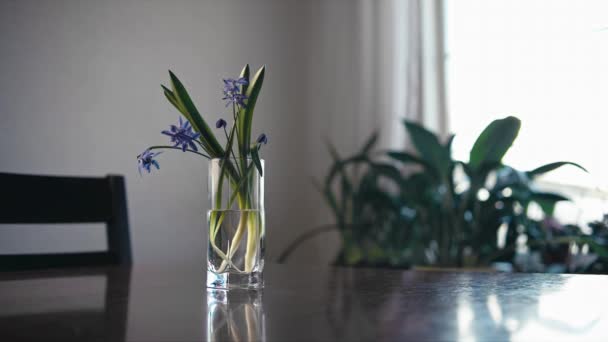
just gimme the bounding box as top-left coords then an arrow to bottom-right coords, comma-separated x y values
306,0 -> 447,153
295,0 -> 448,264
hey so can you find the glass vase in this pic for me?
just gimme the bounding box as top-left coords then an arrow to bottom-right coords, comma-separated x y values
206,158 -> 265,290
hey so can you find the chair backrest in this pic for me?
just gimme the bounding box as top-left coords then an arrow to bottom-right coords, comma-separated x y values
0,173 -> 132,271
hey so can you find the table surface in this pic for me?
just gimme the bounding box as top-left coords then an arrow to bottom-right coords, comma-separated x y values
0,264 -> 607,341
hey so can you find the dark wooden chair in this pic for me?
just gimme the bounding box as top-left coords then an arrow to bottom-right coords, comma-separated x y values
0,173 -> 132,271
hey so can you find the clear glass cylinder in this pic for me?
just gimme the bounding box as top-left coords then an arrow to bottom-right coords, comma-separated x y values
207,158 -> 265,289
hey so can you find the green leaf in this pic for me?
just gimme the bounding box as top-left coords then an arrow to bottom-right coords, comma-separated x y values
326,140 -> 341,161
168,71 -> 224,157
217,122 -> 239,187
403,120 -> 450,179
161,85 -> 184,113
325,186 -> 342,224
536,198 -> 557,216
527,161 -> 587,178
530,191 -> 570,202
238,65 -> 265,157
469,116 -> 521,171
251,148 -> 263,177
361,131 -> 379,155
387,151 -> 428,166
478,161 -> 503,174
312,179 -> 339,220
345,245 -> 363,265
585,238 -> 608,259
467,161 -> 503,187
239,64 -> 250,94
339,172 -> 353,221
367,244 -> 386,263
444,134 -> 456,152
322,143 -> 370,227
530,191 -> 570,215
325,142 -> 369,189
370,163 -> 402,184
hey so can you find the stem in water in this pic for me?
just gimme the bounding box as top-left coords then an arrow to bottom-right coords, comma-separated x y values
216,196 -> 249,273
244,212 -> 258,272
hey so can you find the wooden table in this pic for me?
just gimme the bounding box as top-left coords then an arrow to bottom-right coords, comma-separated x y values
0,264 -> 607,341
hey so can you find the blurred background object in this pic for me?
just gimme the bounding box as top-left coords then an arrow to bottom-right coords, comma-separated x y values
279,116 -> 608,273
2,0 -> 608,273
0,173 -> 131,271
0,0 -> 444,267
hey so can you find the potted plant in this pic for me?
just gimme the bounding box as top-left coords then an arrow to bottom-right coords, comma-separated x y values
280,117 -> 588,270
138,65 -> 269,289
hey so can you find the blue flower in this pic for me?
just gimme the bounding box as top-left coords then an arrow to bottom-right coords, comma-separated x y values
138,149 -> 161,175
216,118 -> 227,129
222,77 -> 249,107
223,77 -> 248,92
161,117 -> 202,152
256,133 -> 268,145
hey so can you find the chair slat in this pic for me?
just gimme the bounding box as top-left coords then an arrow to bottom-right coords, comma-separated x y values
0,173 -> 113,223
0,172 -> 132,271
0,252 -> 118,271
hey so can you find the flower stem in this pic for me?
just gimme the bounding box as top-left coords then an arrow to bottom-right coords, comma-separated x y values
244,211 -> 258,272
144,145 -> 211,159
209,158 -> 261,275
216,196 -> 250,273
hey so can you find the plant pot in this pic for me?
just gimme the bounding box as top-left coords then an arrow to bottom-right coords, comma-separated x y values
206,158 -> 265,290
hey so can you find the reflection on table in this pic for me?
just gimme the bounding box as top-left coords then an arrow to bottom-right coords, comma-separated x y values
1,265 -> 608,341
323,268 -> 607,341
0,268 -> 131,341
207,288 -> 265,342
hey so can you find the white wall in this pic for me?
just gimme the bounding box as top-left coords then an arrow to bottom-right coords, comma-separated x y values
0,0 -> 413,267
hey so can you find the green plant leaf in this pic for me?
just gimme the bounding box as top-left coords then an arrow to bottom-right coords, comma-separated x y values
361,131 -> 379,155
403,120 -> 450,179
530,191 -> 570,215
444,134 -> 456,152
325,143 -> 368,189
238,65 -> 265,157
370,162 -> 402,184
323,142 -> 373,227
239,64 -> 250,94
339,173 -> 355,224
387,151 -> 428,167
251,148 -> 263,177
325,186 -> 342,225
313,178 -> 340,220
367,244 -> 386,263
326,140 -> 341,161
325,141 -> 343,185
535,198 -> 557,216
530,191 -> 570,202
469,116 -> 521,171
467,161 -> 503,189
585,238 -> 608,259
168,71 -> 224,157
345,245 -> 363,265
527,161 -> 587,178
161,85 -> 185,114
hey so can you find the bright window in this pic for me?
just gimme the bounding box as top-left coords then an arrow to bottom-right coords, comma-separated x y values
445,0 -> 608,224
